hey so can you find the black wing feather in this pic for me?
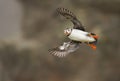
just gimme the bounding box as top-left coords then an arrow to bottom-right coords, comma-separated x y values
56,8 -> 85,31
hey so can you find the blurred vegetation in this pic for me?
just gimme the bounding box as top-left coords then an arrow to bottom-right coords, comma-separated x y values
0,0 -> 120,81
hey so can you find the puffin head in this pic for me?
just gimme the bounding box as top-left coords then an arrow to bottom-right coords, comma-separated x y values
64,28 -> 72,36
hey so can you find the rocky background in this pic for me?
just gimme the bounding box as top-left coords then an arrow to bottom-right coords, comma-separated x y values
0,0 -> 120,81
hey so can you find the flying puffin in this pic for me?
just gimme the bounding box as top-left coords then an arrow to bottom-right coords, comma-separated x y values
49,8 -> 99,57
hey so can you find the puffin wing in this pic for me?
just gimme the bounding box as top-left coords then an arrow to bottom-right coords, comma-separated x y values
56,8 -> 85,31
49,41 -> 79,57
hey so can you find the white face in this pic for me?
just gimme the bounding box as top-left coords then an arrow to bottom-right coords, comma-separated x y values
64,28 -> 72,36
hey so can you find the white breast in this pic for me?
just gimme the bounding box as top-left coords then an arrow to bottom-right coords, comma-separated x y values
68,29 -> 95,42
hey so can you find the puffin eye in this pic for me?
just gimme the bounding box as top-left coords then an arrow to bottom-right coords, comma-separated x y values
69,29 -> 71,31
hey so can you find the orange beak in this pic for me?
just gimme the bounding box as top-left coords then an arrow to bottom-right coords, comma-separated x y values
88,44 -> 96,50
64,30 -> 70,36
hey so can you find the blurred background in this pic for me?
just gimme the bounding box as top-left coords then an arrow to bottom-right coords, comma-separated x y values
0,0 -> 120,81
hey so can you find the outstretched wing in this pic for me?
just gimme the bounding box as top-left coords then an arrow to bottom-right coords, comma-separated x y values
49,41 -> 79,57
56,8 -> 85,31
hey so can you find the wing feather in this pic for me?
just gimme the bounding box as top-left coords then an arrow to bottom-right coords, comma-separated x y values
56,8 -> 85,31
49,41 -> 79,57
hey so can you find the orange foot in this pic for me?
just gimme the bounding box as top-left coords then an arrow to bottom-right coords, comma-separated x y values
88,34 -> 99,39
92,35 -> 99,39
88,44 -> 96,50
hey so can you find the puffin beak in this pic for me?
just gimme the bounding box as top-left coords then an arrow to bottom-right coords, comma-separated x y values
64,30 -> 67,35
88,44 -> 96,50
64,30 -> 69,36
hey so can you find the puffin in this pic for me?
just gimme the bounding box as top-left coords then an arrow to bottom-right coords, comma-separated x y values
49,8 -> 99,57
